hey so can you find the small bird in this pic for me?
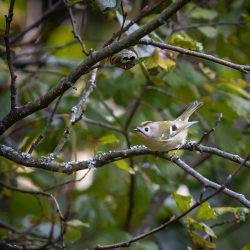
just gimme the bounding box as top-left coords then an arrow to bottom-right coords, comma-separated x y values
133,101 -> 203,151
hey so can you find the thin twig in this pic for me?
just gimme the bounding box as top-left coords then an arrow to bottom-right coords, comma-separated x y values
139,39 -> 250,73
70,68 -> 98,124
0,181 -> 65,248
123,64 -> 153,230
63,0 -> 88,55
82,117 -> 123,133
95,154 -> 250,249
48,68 -> 98,161
44,168 -> 92,192
28,95 -> 63,154
105,0 -> 165,46
117,2 -> 127,41
0,0 -> 192,135
197,113 -> 223,144
4,0 -> 17,110
0,219 -> 21,233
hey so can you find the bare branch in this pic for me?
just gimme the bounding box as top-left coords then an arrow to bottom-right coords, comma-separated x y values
183,141 -> 250,168
138,39 -> 250,73
0,219 -> 20,233
105,0 -> 165,46
47,67 -> 98,161
4,0 -> 17,110
63,0 -> 88,55
1,143 -> 250,208
0,181 -> 65,248
95,154 -> 250,249
28,95 -> 63,154
0,0 -> 191,135
82,117 -> 123,133
197,113 -> 223,144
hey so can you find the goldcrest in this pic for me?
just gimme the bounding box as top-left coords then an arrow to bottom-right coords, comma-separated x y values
133,101 -> 203,151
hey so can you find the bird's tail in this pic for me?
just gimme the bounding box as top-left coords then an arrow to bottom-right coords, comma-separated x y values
176,101 -> 203,121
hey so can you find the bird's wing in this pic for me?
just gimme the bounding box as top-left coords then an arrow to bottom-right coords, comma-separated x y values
159,121 -> 197,142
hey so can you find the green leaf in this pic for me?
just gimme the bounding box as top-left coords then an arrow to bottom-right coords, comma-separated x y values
99,134 -> 120,145
226,93 -> 250,122
197,202 -> 217,220
187,217 -> 217,238
67,219 -> 89,228
115,160 -> 135,174
95,0 -> 121,11
190,7 -> 218,20
64,227 -> 81,245
172,192 -> 191,212
198,27 -> 218,38
188,231 -> 216,248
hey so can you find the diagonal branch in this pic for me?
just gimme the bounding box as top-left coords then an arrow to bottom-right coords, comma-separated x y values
1,143 -> 250,208
0,181 -> 65,247
4,0 -> 17,110
0,0 -> 191,135
45,68 -> 98,162
138,39 -> 250,73
95,154 -> 249,249
63,0 -> 88,55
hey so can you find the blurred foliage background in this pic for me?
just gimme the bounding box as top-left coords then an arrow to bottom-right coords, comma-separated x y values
0,0 -> 250,249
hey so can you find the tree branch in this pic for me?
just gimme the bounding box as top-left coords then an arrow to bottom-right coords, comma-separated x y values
4,0 -> 17,110
0,181 -> 65,248
1,143 -> 250,208
138,39 -> 250,73
0,0 -> 191,135
63,0 -> 88,55
95,153 -> 249,249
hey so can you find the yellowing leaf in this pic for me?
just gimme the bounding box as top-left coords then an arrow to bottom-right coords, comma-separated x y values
187,217 -> 217,238
158,56 -> 176,72
197,202 -> 217,220
115,160 -> 135,174
146,50 -> 176,75
172,192 -> 191,212
214,207 -> 250,222
199,63 -> 216,80
169,34 -> 203,52
99,134 -> 120,145
188,231 -> 216,248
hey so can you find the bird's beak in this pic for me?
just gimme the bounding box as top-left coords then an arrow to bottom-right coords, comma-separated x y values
133,127 -> 139,132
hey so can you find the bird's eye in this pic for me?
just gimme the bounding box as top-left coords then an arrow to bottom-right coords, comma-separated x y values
172,125 -> 177,131
144,127 -> 149,132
